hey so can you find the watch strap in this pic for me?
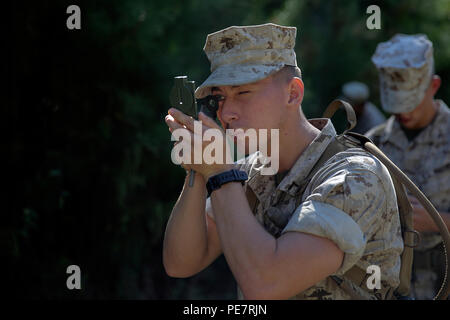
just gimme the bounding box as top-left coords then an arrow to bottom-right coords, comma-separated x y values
206,169 -> 248,197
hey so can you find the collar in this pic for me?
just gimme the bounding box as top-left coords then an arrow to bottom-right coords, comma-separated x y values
380,115 -> 407,149
381,100 -> 449,148
246,118 -> 336,202
417,100 -> 450,144
278,118 -> 336,197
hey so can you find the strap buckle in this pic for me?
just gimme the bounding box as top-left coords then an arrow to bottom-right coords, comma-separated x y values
404,229 -> 421,248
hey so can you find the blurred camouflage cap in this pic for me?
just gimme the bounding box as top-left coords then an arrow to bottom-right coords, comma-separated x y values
195,23 -> 298,99
342,81 -> 370,104
371,34 -> 434,114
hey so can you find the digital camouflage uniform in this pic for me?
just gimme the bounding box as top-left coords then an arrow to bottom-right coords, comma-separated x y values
367,34 -> 450,299
208,119 -> 403,300
366,100 -> 450,299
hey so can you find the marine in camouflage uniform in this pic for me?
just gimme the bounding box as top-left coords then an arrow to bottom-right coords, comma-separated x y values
366,34 -> 450,299
165,23 -> 403,300
226,118 -> 403,299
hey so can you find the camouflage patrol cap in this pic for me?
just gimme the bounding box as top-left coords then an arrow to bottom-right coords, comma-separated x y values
342,81 -> 370,104
371,34 -> 434,114
194,23 -> 298,99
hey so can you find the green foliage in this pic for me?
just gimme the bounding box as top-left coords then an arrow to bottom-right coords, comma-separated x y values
6,0 -> 450,299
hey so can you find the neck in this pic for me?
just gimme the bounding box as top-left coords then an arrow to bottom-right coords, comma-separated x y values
276,117 -> 320,173
417,99 -> 439,129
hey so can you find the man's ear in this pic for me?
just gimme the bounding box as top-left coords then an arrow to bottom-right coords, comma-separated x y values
287,77 -> 304,107
430,75 -> 441,96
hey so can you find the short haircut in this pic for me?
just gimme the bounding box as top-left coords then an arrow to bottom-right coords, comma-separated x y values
272,65 -> 302,84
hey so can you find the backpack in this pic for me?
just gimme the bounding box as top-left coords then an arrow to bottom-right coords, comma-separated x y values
245,99 -> 450,299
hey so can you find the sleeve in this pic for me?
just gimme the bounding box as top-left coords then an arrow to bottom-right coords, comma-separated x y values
282,165 -> 388,276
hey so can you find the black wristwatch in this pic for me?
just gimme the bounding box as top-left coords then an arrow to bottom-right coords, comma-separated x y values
206,169 -> 248,197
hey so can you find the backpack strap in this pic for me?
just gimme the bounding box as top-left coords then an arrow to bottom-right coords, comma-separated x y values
390,171 -> 416,296
293,135 -> 350,208
362,135 -> 450,300
245,184 -> 259,213
245,134 -> 351,213
324,99 -> 450,299
330,266 -> 395,300
322,99 -> 357,134
322,100 -> 417,298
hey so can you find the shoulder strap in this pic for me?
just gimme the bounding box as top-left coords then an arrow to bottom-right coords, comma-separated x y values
362,135 -> 450,300
323,99 -> 450,300
294,136 -> 350,208
245,185 -> 259,213
245,136 -> 351,213
322,99 -> 357,134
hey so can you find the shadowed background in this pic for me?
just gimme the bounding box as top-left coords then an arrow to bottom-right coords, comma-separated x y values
5,0 -> 450,299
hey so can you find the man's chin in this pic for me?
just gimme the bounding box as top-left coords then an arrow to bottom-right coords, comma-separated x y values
396,115 -> 414,128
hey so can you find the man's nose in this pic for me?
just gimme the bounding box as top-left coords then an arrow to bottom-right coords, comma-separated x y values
219,99 -> 239,126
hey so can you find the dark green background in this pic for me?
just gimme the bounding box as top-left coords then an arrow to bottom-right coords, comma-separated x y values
5,0 -> 450,299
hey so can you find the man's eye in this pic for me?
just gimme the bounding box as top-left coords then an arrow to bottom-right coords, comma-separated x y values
214,94 -> 225,101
